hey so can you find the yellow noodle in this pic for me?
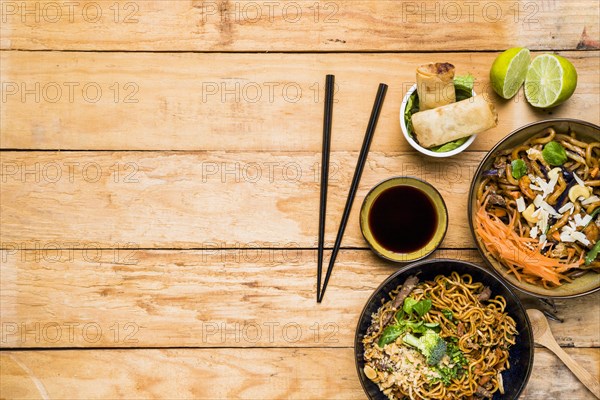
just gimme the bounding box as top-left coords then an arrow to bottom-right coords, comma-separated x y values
363,273 -> 517,400
476,130 -> 600,286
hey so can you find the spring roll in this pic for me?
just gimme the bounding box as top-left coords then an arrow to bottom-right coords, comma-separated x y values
416,62 -> 456,111
411,96 -> 498,148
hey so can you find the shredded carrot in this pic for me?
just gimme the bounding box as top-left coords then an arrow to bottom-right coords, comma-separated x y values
551,231 -> 561,242
509,191 -> 521,199
567,247 -> 576,263
475,201 -> 582,286
491,208 -> 507,218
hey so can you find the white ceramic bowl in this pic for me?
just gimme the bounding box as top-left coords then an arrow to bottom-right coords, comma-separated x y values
400,84 -> 477,158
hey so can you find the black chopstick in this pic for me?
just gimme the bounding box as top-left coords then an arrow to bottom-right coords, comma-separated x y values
317,74 -> 335,302
318,83 -> 388,303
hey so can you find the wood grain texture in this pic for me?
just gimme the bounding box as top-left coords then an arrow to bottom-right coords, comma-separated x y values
1,249 -> 598,348
1,1 -> 598,52
1,347 -> 599,399
2,1 -> 599,398
528,309 -> 600,398
0,151 -> 485,248
1,51 -> 598,151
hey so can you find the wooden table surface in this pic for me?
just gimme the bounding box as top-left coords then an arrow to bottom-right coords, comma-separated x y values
1,1 -> 599,399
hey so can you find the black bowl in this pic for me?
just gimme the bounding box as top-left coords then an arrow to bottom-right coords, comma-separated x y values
354,259 -> 534,400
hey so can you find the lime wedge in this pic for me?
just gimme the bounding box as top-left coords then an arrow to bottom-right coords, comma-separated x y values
524,54 -> 578,108
490,47 -> 531,99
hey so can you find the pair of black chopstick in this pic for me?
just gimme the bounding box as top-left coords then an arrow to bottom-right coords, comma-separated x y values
316,75 -> 388,303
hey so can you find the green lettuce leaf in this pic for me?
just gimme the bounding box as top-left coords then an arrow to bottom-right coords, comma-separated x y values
404,92 -> 420,139
430,137 -> 469,153
453,74 -> 475,92
378,325 -> 405,347
403,297 -> 418,314
413,299 -> 432,318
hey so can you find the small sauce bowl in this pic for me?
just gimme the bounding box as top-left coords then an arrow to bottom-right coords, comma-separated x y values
360,177 -> 448,263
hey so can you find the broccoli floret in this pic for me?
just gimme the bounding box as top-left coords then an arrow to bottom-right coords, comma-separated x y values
403,330 -> 447,366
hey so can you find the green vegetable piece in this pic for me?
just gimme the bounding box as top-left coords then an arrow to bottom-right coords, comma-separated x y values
403,297 -> 418,315
446,342 -> 468,366
431,137 -> 469,153
406,321 -> 427,334
511,159 -> 527,179
585,241 -> 600,265
424,322 -> 441,333
394,308 -> 405,323
378,325 -> 404,347
442,309 -> 453,321
434,365 -> 461,386
453,74 -> 475,92
405,93 -> 416,116
404,93 -> 420,139
542,141 -> 568,166
431,342 -> 468,386
433,368 -> 454,385
402,330 -> 447,366
413,299 -> 432,318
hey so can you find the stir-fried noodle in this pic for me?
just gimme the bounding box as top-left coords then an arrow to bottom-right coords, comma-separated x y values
363,273 -> 517,400
475,128 -> 600,287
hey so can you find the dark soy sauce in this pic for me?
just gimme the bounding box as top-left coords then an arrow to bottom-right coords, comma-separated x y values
368,186 -> 438,253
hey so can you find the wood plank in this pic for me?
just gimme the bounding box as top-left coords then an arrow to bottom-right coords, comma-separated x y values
1,1 -> 598,52
1,51 -> 598,151
0,150 -> 484,248
1,249 -> 598,348
1,347 -> 598,399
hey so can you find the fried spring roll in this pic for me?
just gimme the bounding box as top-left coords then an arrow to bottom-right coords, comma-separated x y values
411,96 -> 498,148
416,62 -> 456,111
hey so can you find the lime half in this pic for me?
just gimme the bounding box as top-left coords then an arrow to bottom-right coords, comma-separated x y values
525,54 -> 578,108
490,47 -> 531,99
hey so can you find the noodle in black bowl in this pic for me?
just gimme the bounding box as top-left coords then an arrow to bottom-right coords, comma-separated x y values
354,259 -> 533,400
